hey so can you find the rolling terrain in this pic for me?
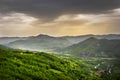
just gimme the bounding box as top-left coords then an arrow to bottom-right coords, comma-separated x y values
0,37 -> 25,45
0,45 -> 120,80
58,37 -> 120,58
4,34 -> 120,52
0,34 -> 120,80
6,34 -> 71,52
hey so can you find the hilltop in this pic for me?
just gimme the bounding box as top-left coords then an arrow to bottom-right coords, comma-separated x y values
59,37 -> 120,58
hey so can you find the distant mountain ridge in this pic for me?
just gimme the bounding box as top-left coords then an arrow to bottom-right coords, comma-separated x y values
1,34 -> 120,44
0,37 -> 26,45
6,34 -> 71,52
63,34 -> 120,44
1,34 -> 120,52
59,37 -> 120,58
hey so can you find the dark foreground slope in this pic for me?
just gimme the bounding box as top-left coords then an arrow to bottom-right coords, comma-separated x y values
0,45 -> 99,80
60,37 -> 120,58
0,45 -> 120,80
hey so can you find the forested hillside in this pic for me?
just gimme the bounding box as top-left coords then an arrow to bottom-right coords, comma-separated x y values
0,45 -> 120,80
59,37 -> 120,58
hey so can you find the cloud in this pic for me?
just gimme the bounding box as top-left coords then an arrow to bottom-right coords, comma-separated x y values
29,13 -> 115,36
0,13 -> 38,36
0,0 -> 120,36
0,0 -> 120,20
0,8 -> 120,37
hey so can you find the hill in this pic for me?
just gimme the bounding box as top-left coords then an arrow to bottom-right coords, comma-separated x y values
62,34 -> 120,44
0,45 -> 120,80
59,37 -> 120,58
0,37 -> 26,45
0,45 -> 100,80
0,44 -> 12,50
6,34 -> 120,52
7,34 -> 71,52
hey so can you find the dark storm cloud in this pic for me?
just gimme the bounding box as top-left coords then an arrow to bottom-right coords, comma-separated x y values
0,0 -> 120,20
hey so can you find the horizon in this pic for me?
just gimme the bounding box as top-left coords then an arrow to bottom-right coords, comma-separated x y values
0,33 -> 120,38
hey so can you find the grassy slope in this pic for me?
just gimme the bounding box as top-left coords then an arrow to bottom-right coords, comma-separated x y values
0,46 -> 100,80
0,46 -> 120,80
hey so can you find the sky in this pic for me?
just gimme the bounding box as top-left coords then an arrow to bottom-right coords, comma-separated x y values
0,0 -> 120,37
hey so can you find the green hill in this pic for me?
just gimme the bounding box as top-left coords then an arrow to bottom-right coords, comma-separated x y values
0,45 -> 11,50
0,46 -> 96,80
60,37 -> 120,58
7,34 -> 71,52
0,45 -> 120,80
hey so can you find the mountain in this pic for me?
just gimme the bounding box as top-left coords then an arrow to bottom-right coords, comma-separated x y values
1,43 -> 120,80
7,34 -> 72,52
59,37 -> 120,58
0,44 -> 11,50
5,34 -> 120,52
0,37 -> 26,45
63,34 -> 120,44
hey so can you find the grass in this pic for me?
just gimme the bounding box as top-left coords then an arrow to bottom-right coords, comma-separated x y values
0,47 -> 120,80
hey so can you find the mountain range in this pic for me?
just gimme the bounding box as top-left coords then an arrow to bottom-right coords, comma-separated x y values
0,37 -> 26,45
58,37 -> 120,58
0,34 -> 120,79
6,34 -> 71,52
0,34 -> 120,56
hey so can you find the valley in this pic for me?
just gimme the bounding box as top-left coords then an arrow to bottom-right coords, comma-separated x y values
0,46 -> 120,80
0,34 -> 120,80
